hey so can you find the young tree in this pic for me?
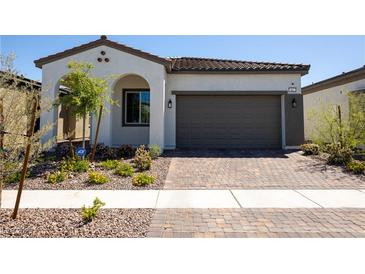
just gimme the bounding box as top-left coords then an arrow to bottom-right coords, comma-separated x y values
57,61 -> 110,151
0,53 -> 53,209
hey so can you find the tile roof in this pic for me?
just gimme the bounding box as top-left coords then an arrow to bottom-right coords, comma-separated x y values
169,57 -> 309,74
34,36 -> 310,75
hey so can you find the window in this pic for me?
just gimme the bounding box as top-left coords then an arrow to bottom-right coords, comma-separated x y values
124,90 -> 150,126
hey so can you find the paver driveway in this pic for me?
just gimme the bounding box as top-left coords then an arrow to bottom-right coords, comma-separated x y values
147,208 -> 365,238
164,150 -> 365,189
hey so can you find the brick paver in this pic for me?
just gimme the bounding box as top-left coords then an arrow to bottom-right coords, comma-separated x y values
164,150 -> 365,189
147,208 -> 365,238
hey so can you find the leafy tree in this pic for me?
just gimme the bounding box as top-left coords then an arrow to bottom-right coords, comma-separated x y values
57,61 -> 111,150
0,53 -> 53,208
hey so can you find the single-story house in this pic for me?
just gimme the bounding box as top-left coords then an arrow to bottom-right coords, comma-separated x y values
35,36 -> 310,150
303,66 -> 365,141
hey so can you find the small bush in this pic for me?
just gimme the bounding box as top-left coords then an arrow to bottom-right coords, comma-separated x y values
88,171 -> 109,184
5,172 -> 22,184
346,160 -> 365,174
60,158 -> 89,173
99,159 -> 121,170
326,143 -> 353,165
132,173 -> 155,186
47,171 -> 67,184
114,162 -> 134,177
81,197 -> 106,223
149,144 -> 162,159
134,145 -> 152,171
119,145 -> 135,158
300,143 -> 320,155
73,159 -> 90,172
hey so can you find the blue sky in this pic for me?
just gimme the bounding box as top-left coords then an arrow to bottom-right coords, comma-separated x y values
1,35 -> 364,86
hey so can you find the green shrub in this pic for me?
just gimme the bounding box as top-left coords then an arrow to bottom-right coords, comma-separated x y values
119,144 -> 135,158
149,144 -> 162,159
326,143 -> 353,165
300,143 -> 320,155
114,162 -> 134,177
99,159 -> 121,170
5,172 -> 22,184
132,173 -> 155,186
346,160 -> 365,174
47,171 -> 67,184
134,145 -> 152,171
60,158 -> 89,173
72,159 -> 90,172
88,171 -> 109,184
81,197 -> 106,223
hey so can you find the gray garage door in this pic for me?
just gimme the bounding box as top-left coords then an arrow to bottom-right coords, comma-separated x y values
176,95 -> 281,149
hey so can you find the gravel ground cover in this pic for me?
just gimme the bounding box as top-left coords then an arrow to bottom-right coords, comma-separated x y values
0,208 -> 154,238
4,156 -> 171,190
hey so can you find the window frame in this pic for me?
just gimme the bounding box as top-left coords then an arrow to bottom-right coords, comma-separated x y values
122,88 -> 150,127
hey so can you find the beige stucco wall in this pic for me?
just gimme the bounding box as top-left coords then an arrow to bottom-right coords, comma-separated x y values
303,78 -> 365,140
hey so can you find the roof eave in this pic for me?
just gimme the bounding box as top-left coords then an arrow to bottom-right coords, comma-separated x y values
169,69 -> 309,75
303,66 -> 365,95
34,38 -> 171,70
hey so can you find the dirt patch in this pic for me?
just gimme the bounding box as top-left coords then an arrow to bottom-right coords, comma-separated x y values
0,208 -> 154,238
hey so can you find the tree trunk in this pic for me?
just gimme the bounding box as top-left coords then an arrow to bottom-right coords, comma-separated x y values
337,105 -> 343,148
90,105 -> 103,162
0,177 -> 3,209
0,98 -> 3,208
82,112 -> 86,150
0,98 -> 4,151
12,97 -> 38,219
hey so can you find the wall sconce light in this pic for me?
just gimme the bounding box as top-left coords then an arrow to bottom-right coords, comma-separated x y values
292,98 -> 297,108
168,99 -> 172,109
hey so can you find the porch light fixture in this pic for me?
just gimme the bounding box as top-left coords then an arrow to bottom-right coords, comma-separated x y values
168,99 -> 172,109
292,98 -> 297,108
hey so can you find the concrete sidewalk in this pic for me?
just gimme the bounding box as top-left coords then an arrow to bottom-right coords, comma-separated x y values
2,189 -> 365,209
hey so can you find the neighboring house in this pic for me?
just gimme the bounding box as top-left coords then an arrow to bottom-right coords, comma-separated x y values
35,36 -> 310,149
0,71 -> 41,133
303,66 -> 365,141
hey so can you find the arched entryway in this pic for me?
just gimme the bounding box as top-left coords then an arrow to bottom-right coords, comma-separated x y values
111,74 -> 150,147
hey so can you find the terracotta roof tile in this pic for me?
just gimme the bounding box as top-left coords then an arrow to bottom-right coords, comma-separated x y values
169,57 -> 309,74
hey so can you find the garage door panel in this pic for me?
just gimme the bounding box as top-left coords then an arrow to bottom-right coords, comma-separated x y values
176,95 -> 281,148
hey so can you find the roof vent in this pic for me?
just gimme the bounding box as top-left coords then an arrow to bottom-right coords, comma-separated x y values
100,35 -> 107,40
